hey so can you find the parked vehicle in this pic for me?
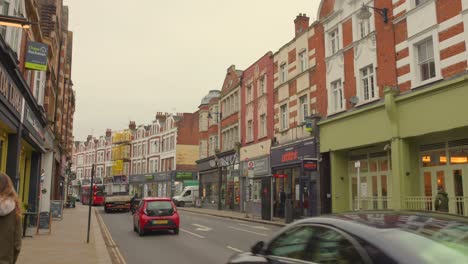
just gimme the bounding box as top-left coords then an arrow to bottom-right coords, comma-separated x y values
104,194 -> 132,213
227,211 -> 468,264
81,184 -> 105,206
172,186 -> 198,207
133,197 -> 180,236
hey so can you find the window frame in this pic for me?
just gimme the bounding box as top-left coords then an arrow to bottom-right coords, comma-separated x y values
299,95 -> 309,123
360,64 -> 377,102
330,79 -> 344,113
247,119 -> 253,142
299,50 -> 307,72
329,27 -> 340,55
280,104 -> 288,130
280,63 -> 287,83
259,114 -> 266,138
416,38 -> 436,82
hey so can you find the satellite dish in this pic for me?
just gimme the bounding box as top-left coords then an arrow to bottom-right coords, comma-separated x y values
350,96 -> 359,106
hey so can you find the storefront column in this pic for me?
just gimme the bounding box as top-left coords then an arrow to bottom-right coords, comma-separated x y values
6,133 -> 21,190
28,152 -> 41,214
390,137 -> 411,210
331,150 -> 349,213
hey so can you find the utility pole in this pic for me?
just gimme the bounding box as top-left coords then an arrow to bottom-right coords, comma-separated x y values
86,164 -> 95,243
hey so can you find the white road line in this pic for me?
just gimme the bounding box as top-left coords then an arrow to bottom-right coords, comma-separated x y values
192,223 -> 212,231
228,226 -> 268,236
180,228 -> 206,238
226,246 -> 243,253
238,223 -> 270,230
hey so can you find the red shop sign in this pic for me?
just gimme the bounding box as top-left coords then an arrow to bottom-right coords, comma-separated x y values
273,173 -> 287,179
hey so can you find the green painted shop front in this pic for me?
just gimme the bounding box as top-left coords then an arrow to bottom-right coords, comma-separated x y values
319,76 -> 468,216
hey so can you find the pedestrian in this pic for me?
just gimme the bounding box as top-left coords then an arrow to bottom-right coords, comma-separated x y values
434,186 -> 449,212
0,172 -> 22,264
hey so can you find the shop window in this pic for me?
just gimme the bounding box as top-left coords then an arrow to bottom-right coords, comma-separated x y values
421,150 -> 447,167
449,149 -> 468,164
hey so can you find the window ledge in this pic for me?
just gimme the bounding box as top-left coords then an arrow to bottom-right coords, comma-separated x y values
411,76 -> 443,90
279,128 -> 290,133
354,97 -> 381,107
327,109 -> 346,117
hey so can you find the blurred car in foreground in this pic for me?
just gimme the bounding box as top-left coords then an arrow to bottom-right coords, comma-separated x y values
133,197 -> 180,236
228,211 -> 468,264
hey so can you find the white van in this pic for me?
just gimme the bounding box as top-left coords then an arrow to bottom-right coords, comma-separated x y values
172,186 -> 199,207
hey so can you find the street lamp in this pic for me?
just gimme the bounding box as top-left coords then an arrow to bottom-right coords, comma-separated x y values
0,14 -> 33,29
357,4 -> 389,24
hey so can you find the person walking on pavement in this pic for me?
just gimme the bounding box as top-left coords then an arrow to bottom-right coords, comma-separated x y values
0,172 -> 22,264
435,186 -> 449,212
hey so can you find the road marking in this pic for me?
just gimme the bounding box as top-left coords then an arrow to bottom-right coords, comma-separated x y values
192,223 -> 212,231
226,246 -> 243,253
238,223 -> 270,230
180,228 -> 206,238
228,226 -> 268,236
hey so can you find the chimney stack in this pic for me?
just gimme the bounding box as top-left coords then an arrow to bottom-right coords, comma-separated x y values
105,129 -> 112,138
87,135 -> 93,142
294,13 -> 309,36
129,121 -> 136,130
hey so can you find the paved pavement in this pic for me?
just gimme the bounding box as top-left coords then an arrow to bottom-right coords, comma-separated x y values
178,206 -> 287,227
99,208 -> 283,264
17,204 -> 112,264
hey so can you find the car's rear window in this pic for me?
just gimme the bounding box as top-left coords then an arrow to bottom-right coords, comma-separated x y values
146,201 -> 173,210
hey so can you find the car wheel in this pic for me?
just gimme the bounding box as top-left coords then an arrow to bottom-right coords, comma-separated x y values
174,228 -> 179,235
179,201 -> 185,207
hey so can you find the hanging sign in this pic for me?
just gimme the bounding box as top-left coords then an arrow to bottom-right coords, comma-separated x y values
25,41 -> 48,71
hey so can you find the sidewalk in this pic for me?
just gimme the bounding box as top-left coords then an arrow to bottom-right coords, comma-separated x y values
178,207 -> 286,227
17,204 -> 112,264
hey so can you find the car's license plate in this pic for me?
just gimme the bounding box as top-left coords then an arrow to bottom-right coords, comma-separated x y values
153,220 -> 168,224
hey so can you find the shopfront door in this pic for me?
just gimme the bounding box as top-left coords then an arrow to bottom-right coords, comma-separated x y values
261,178 -> 271,220
450,166 -> 466,215
422,168 -> 446,211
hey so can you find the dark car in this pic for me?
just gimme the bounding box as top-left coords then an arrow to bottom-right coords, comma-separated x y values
227,211 -> 468,264
133,197 -> 180,236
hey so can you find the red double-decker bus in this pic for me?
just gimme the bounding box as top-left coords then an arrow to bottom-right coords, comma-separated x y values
81,184 -> 105,206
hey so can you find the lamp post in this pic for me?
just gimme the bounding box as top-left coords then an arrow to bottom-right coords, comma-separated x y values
357,4 -> 389,24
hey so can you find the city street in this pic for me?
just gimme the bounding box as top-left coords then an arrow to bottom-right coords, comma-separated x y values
99,209 -> 282,264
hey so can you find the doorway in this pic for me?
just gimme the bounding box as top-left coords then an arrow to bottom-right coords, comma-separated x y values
261,178 -> 271,220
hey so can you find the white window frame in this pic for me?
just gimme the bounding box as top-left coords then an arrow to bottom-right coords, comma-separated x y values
299,95 -> 309,123
247,85 -> 253,103
280,104 -> 288,130
330,79 -> 344,113
258,76 -> 266,96
408,31 -> 441,88
259,114 -> 266,138
247,120 -> 253,142
358,17 -> 371,39
360,65 -> 377,102
417,38 -> 436,82
329,27 -> 340,55
280,63 -> 287,83
299,50 -> 307,72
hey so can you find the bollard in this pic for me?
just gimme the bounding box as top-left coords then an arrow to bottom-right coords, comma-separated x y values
284,198 -> 293,224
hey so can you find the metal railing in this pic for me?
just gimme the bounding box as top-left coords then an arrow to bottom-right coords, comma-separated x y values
353,196 -> 391,211
405,196 -> 468,217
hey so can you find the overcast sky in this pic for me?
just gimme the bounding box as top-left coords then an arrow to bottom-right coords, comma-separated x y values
63,0 -> 321,141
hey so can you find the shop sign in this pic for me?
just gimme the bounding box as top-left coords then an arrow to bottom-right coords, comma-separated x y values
271,139 -> 316,167
0,64 -> 23,116
273,173 -> 287,178
175,171 -> 194,180
145,174 -> 154,181
25,41 -> 48,71
24,104 -> 44,140
303,160 -> 318,171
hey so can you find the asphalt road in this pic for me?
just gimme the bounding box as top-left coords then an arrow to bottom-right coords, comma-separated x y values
99,208 -> 282,264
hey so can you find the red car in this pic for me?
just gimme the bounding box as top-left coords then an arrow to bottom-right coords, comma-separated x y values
133,197 -> 180,236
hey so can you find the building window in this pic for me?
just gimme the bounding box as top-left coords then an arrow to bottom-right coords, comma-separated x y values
132,144 -> 137,157
417,38 -> 436,82
299,50 -> 307,72
360,65 -> 376,101
331,79 -> 344,112
280,104 -> 288,130
247,85 -> 253,103
0,0 -> 9,37
258,76 -> 266,96
330,28 -> 340,55
415,0 -> 427,6
260,114 -> 266,138
299,95 -> 309,122
247,120 -> 253,142
280,63 -> 287,83
359,18 -> 371,39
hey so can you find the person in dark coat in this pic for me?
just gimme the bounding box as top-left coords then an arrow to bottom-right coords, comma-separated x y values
0,172 -> 22,264
435,186 -> 449,212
